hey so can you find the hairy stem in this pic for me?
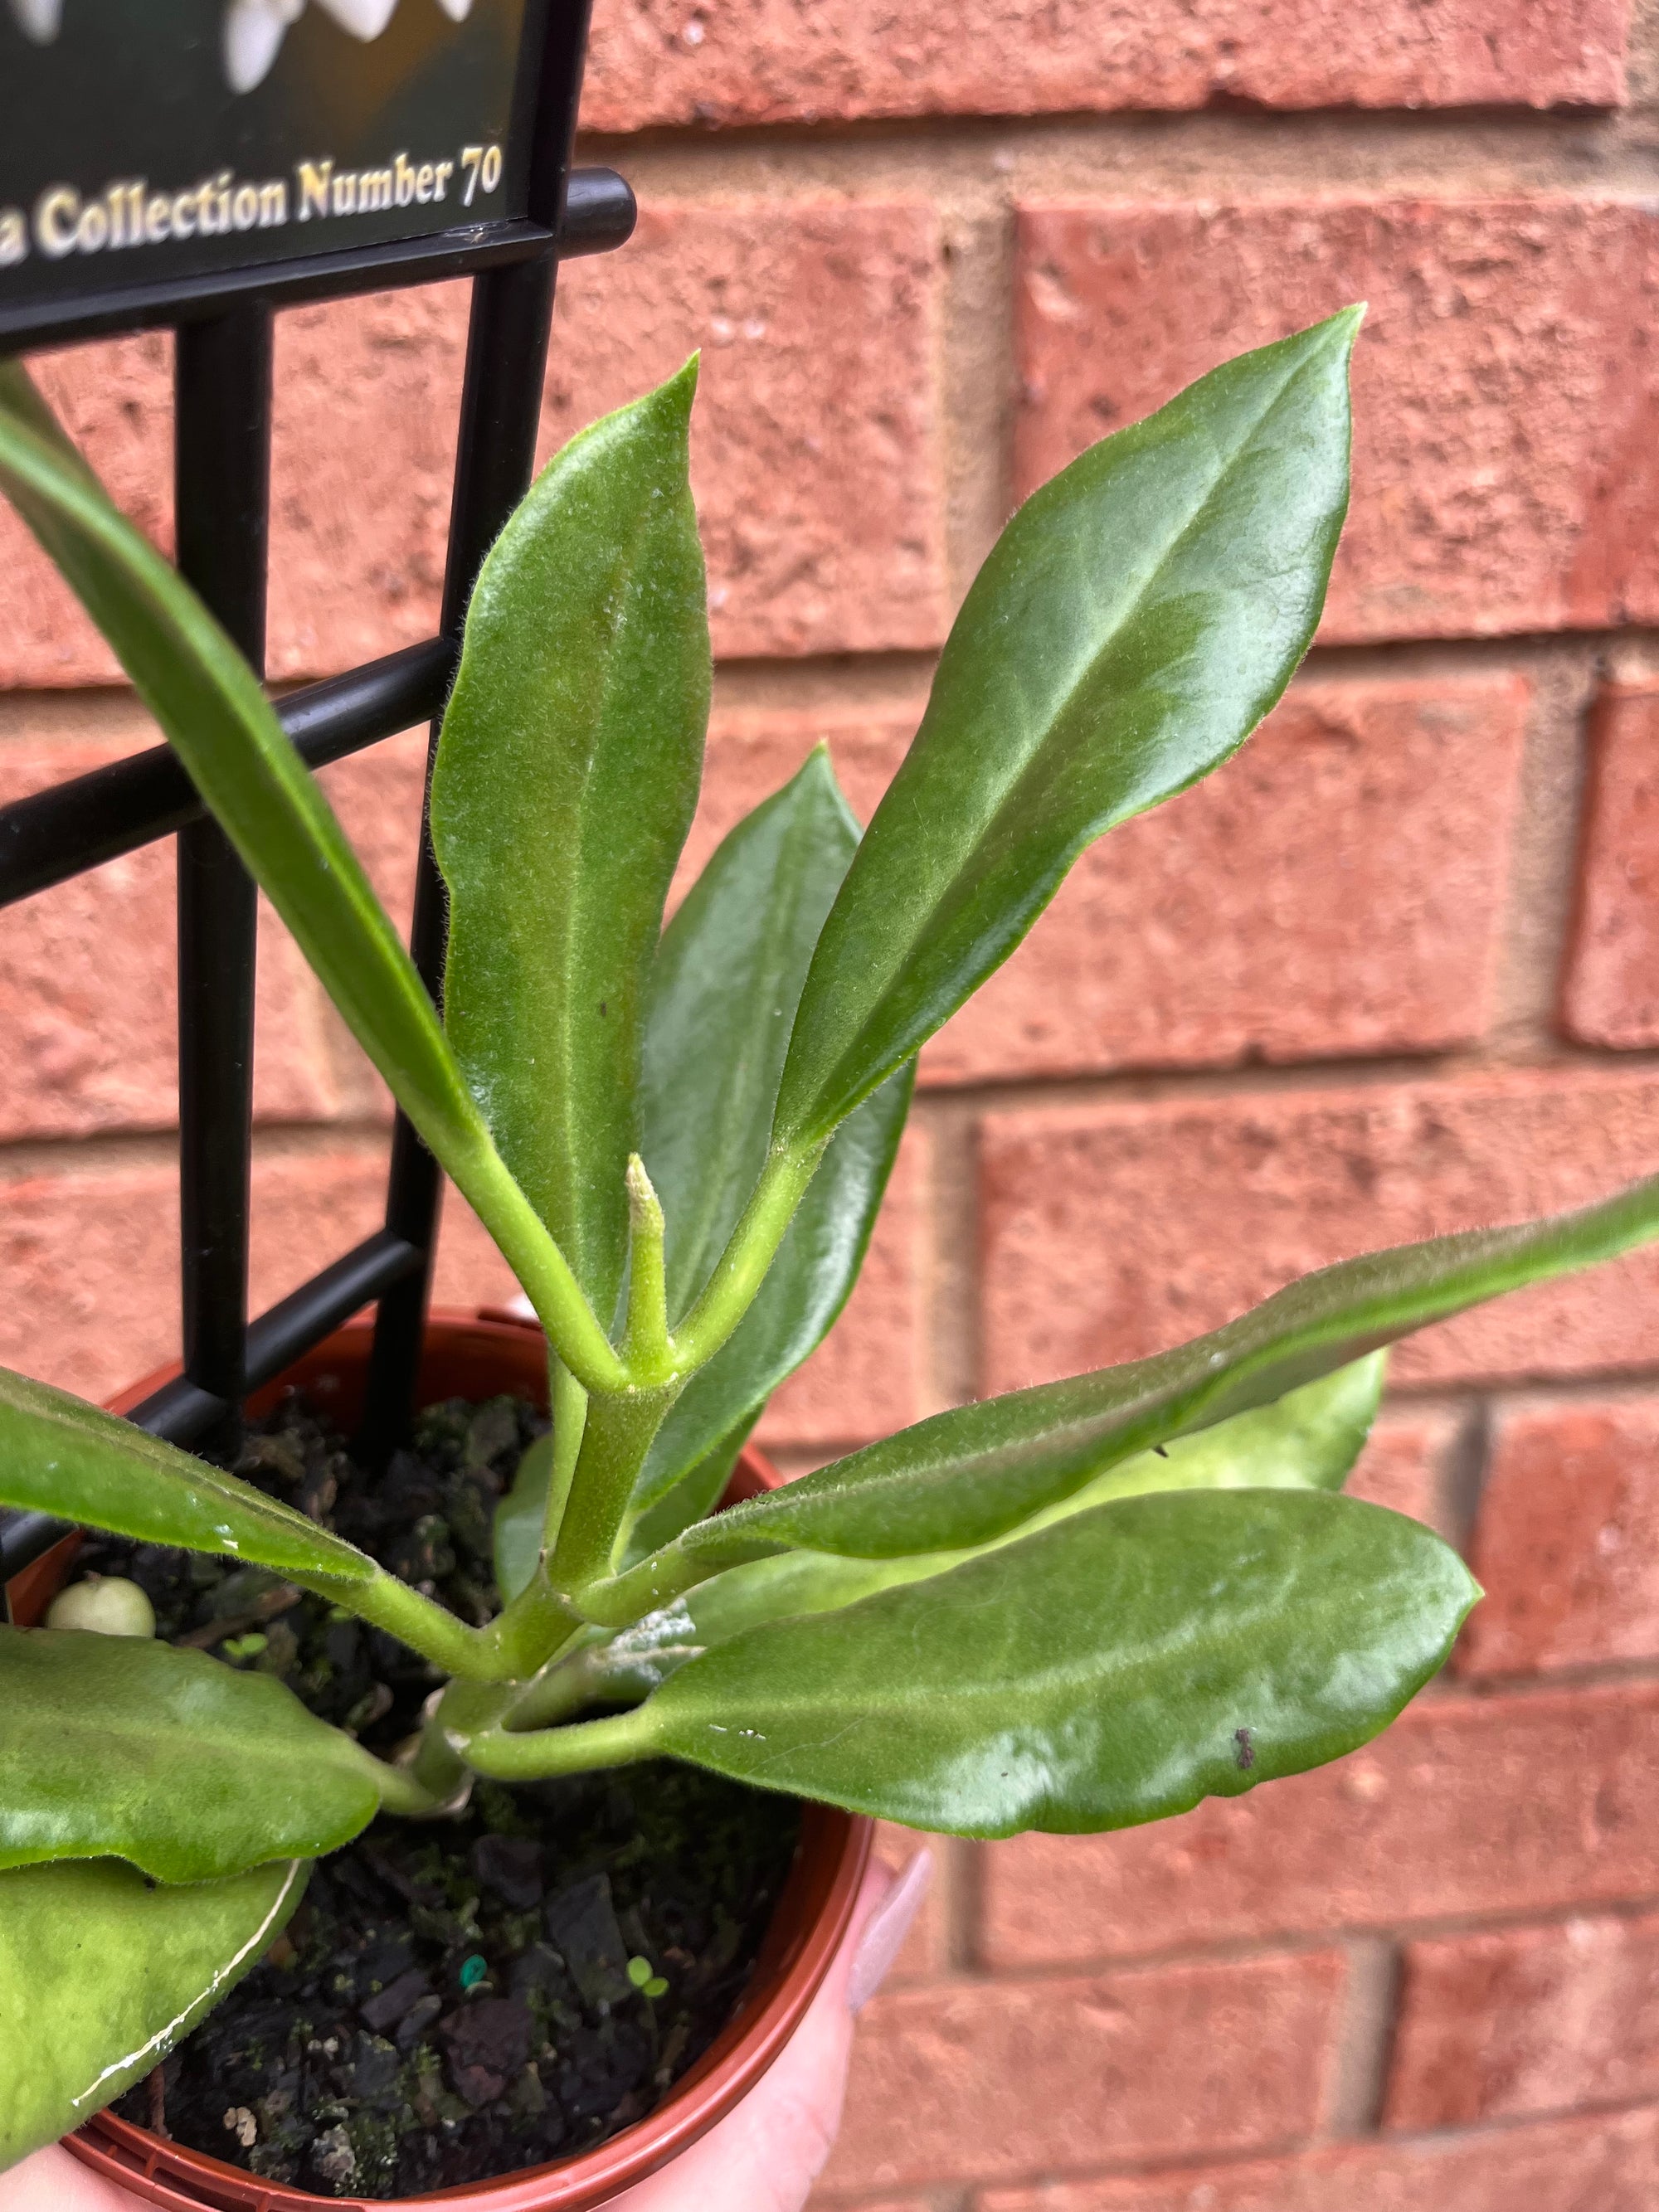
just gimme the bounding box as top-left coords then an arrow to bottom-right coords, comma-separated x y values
411,1678 -> 515,1797
458,1705 -> 656,1783
541,1357 -> 589,1558
338,1568 -> 513,1683
504,1620 -> 702,1732
548,1383 -> 679,1602
568,1539 -> 729,1630
673,1140 -> 827,1374
461,1135 -> 629,1395
357,1745 -> 455,1819
477,1573 -> 585,1678
624,1155 -> 671,1375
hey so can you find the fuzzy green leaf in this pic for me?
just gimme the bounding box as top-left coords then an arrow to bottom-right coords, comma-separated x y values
772,309 -> 1360,1150
656,1168 -> 1659,1583
0,1365 -> 373,1584
625,751 -> 912,1548
0,362 -> 620,1385
0,1627 -> 382,1882
494,1430 -> 555,1604
431,361 -> 709,1320
635,1489 -> 1476,1836
674,1356 -> 1387,1649
0,363 -> 483,1227
0,1856 -> 306,2165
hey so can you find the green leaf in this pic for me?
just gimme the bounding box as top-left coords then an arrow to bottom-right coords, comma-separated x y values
0,1856 -> 306,2165
675,1355 -> 1387,1649
431,360 -> 709,1320
621,750 -> 912,1549
625,1417 -> 757,1568
771,309 -> 1360,1150
642,750 -> 866,1325
494,1430 -> 555,1604
653,1165 -> 1659,1584
634,1489 -> 1476,1836
0,364 -> 621,1390
0,363 -> 482,1230
0,1627 -> 382,1882
0,1365 -> 373,1586
1095,1348 -> 1384,1503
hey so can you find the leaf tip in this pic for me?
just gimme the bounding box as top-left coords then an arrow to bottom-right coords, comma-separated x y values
626,1151 -> 666,1237
656,352 -> 701,424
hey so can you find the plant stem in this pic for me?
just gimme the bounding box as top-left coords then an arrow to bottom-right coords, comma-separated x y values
458,1705 -> 657,1783
503,1618 -> 702,1732
460,1135 -> 630,1396
541,1356 -> 588,1557
353,1744 -> 455,1818
569,1541 -> 721,1629
477,1572 -> 585,1678
411,1677 -> 515,1798
340,1568 -> 513,1683
547,1383 -> 678,1603
672,1140 -> 826,1374
623,1155 -> 670,1374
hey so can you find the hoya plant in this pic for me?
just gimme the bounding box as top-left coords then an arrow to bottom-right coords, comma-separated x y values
2,310 -> 1658,2166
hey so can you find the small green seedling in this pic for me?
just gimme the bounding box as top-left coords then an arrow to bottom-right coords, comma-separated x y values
2,313 -> 1657,2160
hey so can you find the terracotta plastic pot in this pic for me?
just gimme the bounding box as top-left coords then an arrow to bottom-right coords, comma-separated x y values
9,1312 -> 872,2212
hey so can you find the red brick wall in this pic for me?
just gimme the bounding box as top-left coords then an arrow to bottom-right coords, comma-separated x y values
6,2 -> 1659,2201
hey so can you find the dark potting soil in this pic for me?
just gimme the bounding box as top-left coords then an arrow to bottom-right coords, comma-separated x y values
66,1389 -> 802,2199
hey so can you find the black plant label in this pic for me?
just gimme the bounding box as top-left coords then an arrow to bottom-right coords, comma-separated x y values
0,0 -> 544,317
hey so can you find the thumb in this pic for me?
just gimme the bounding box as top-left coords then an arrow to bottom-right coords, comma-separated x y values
611,1848 -> 932,2212
0,2143 -> 144,2212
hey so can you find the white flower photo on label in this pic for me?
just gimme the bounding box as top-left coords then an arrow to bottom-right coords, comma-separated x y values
6,0 -> 474,91
6,0 -> 64,44
225,0 -> 474,92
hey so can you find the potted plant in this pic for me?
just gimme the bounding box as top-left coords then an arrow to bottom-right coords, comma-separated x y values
2,306 -> 1658,2201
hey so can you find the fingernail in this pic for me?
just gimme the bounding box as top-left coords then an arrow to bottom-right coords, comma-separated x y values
848,1849 -> 932,2015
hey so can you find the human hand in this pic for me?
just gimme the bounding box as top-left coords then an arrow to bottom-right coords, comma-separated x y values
1,1851 -> 930,2212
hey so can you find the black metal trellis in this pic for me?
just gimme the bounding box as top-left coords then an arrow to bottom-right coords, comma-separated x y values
0,0 -> 634,1586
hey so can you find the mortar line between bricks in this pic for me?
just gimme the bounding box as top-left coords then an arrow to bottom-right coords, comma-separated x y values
1,633 -> 1643,744
1452,1650 -> 1659,1697
1441,1395 -> 1492,1555
215,621 -> 1659,730
870,2089 -> 1659,2200
945,1834 -> 984,1974
576,106 -> 1659,188
913,1091 -> 980,1414
1316,1936 -> 1400,2142
0,1120 -> 395,1182
971,1887 -> 1659,1986
921,1036 -> 1659,1116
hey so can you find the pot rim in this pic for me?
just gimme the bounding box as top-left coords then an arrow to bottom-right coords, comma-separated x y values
26,1310 -> 873,2212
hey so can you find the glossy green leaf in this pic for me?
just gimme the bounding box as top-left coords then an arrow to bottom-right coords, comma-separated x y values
619,750 -> 912,1549
647,1165 -> 1659,1587
0,1364 -> 372,1585
771,309 -> 1359,1150
674,1355 -> 1388,1649
431,360 -> 709,1320
642,750 -> 866,1324
0,1626 -> 382,1882
635,1489 -> 1476,1836
0,1856 -> 306,2165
